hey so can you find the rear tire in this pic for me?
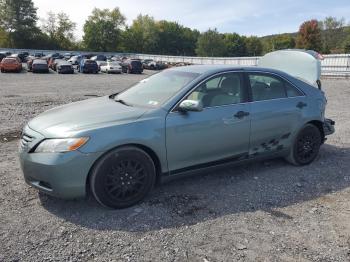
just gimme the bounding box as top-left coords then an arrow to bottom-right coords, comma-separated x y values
286,124 -> 322,166
90,147 -> 156,209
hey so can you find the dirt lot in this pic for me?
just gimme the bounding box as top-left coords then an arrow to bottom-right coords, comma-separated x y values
0,70 -> 349,262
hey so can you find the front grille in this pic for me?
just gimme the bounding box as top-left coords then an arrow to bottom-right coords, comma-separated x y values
60,65 -> 72,70
21,133 -> 35,148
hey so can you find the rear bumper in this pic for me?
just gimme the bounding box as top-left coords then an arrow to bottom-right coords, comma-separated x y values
107,69 -> 122,73
1,66 -> 21,71
323,118 -> 335,136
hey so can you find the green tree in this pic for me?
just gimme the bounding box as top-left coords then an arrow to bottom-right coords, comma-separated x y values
123,15 -> 159,53
0,26 -> 9,47
224,33 -> 246,57
272,34 -> 295,50
180,27 -> 200,56
0,0 -> 40,48
157,20 -> 188,55
344,28 -> 350,53
83,8 -> 125,52
296,19 -> 322,51
196,29 -> 226,57
245,36 -> 263,56
42,12 -> 76,50
344,40 -> 350,53
319,16 -> 346,53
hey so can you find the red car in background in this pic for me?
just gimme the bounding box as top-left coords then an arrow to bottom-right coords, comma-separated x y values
0,57 -> 22,73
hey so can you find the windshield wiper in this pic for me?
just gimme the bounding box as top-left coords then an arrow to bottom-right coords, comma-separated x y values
115,98 -> 132,107
108,93 -> 119,99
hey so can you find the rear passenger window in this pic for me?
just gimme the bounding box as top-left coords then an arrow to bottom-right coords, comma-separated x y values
285,82 -> 303,97
249,74 -> 287,101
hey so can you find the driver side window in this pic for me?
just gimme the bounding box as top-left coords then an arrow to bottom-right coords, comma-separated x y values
187,73 -> 245,107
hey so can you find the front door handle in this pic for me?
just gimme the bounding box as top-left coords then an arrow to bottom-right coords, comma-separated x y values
234,111 -> 250,119
296,101 -> 307,109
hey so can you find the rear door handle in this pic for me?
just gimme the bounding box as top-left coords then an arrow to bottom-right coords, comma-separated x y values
234,111 -> 250,119
296,101 -> 307,109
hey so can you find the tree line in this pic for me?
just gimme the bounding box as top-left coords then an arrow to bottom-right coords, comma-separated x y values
0,0 -> 349,56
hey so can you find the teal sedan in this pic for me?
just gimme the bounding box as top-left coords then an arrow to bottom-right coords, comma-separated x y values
19,65 -> 335,208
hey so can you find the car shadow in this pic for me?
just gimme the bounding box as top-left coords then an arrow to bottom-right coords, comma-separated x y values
40,143 -> 350,232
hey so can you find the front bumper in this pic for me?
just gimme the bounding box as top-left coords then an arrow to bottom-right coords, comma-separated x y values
58,68 -> 74,74
19,127 -> 102,199
33,68 -> 49,73
323,118 -> 335,136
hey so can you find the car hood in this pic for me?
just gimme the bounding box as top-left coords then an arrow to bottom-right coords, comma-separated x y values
28,96 -> 147,137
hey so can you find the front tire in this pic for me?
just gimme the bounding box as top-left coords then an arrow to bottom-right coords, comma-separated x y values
90,147 -> 156,209
286,124 -> 322,166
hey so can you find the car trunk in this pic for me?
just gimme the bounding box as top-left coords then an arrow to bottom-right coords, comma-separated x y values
258,50 -> 322,87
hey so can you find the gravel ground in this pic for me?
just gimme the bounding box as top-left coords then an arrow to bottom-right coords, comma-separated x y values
0,70 -> 349,262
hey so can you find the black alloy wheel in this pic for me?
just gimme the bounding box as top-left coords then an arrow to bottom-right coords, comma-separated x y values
90,147 -> 156,209
287,124 -> 322,165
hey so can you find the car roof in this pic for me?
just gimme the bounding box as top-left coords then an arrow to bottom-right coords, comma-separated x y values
33,59 -> 47,64
168,64 -> 287,76
57,60 -> 70,64
3,57 -> 17,61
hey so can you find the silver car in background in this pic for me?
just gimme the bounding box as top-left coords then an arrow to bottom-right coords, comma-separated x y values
100,61 -> 123,74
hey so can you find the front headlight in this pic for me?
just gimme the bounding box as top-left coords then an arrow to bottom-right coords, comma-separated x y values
34,137 -> 89,153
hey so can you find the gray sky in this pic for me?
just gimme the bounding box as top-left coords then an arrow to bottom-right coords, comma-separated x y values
33,0 -> 350,39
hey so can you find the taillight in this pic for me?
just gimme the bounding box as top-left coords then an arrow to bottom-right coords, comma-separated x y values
316,53 -> 324,60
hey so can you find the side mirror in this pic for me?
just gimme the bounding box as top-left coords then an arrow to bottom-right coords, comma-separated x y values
178,100 -> 203,112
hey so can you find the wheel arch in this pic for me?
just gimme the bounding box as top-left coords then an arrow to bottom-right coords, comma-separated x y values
307,120 -> 325,142
86,143 -> 163,194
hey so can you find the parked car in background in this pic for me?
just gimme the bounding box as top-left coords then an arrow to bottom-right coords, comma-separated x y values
144,60 -> 168,70
96,61 -> 106,71
110,56 -> 121,62
47,53 -> 61,58
34,52 -> 44,58
78,59 -> 99,74
142,59 -> 154,68
10,52 -> 29,63
121,59 -> 143,74
64,53 -> 74,60
18,52 -> 29,62
0,57 -> 22,73
48,58 -> 65,71
100,61 -> 122,74
32,59 -> 49,73
91,55 -> 107,62
26,56 -> 36,71
68,55 -> 83,66
1,51 -> 12,56
0,53 -> 7,62
44,53 -> 63,62
57,60 -> 74,74
84,53 -> 96,59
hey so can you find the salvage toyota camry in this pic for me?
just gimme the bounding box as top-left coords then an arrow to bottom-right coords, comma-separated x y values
19,61 -> 335,208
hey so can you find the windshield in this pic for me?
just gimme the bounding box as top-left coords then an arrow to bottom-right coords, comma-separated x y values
116,70 -> 200,107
